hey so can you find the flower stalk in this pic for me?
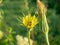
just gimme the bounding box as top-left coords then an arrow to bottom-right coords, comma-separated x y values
37,0 -> 50,45
42,13 -> 50,45
28,28 -> 33,45
42,14 -> 50,45
45,32 -> 50,45
28,30 -> 30,45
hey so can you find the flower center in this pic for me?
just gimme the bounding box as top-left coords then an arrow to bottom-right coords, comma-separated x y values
27,21 -> 32,26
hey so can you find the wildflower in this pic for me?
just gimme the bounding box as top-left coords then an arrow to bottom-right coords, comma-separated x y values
0,30 -> 3,39
18,13 -> 38,45
22,14 -> 38,45
22,14 -> 38,29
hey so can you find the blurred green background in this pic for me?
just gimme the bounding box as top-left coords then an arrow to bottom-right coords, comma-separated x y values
0,0 -> 60,45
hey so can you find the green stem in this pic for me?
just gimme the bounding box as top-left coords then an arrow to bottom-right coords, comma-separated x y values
45,33 -> 50,45
28,30 -> 30,45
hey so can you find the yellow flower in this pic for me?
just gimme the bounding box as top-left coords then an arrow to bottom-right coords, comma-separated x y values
0,31 -> 3,39
22,14 -> 38,29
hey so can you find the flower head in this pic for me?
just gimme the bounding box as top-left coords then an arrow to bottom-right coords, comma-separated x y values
22,14 -> 38,29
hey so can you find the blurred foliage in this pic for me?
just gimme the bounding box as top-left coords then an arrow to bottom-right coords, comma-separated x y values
0,0 -> 60,45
